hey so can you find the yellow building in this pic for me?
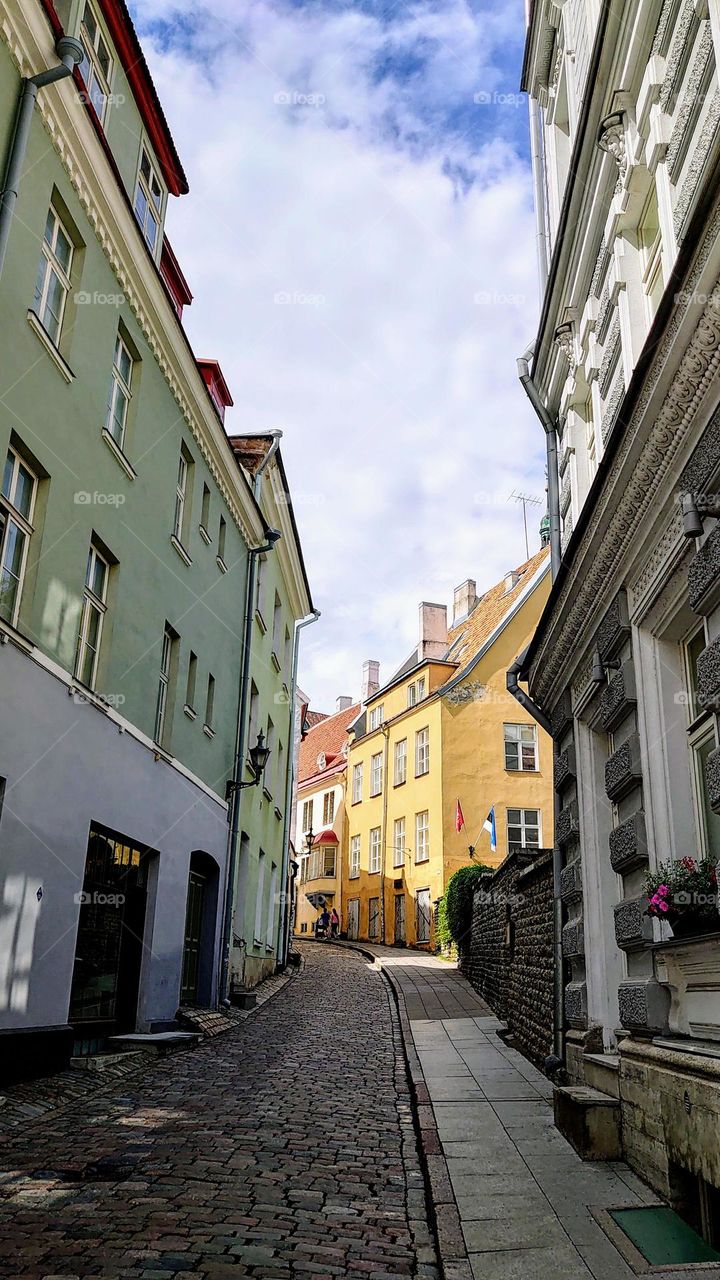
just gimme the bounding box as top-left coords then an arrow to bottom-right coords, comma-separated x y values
343,550 -> 553,948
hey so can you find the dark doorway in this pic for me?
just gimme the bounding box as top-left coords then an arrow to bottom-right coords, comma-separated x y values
394,893 -> 406,944
180,851 -> 219,1007
69,825 -> 153,1048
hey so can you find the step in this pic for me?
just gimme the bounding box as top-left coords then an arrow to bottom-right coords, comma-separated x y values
72,1050 -> 149,1072
583,1051 -> 620,1099
554,1085 -> 622,1161
108,1031 -> 201,1055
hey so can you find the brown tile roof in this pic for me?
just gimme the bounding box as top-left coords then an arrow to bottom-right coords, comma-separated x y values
304,710 -> 328,730
298,702 -> 360,783
445,547 -> 550,671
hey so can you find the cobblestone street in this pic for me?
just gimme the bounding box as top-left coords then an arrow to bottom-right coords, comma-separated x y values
0,945 -> 436,1280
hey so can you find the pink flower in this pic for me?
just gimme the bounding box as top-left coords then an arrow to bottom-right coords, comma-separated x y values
658,901 -> 669,912
657,885 -> 669,896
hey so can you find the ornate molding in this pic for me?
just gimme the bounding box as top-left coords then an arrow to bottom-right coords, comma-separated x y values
554,322 -> 577,371
443,680 -> 487,706
666,22 -> 713,180
590,240 -> 609,299
660,0 -> 699,112
652,0 -> 680,56
674,89 -> 720,237
629,504 -> 684,620
597,113 -> 627,195
598,318 -> 621,396
601,372 -> 625,444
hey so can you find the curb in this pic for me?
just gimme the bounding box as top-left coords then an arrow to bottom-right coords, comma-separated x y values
339,941 -> 474,1280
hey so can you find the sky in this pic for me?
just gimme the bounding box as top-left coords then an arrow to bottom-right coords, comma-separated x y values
131,0 -> 545,712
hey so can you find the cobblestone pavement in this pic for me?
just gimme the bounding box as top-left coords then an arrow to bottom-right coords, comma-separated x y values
0,944 -> 438,1280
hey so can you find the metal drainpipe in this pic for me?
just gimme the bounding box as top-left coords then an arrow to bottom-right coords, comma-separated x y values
528,96 -> 550,291
276,608 -> 321,968
379,724 -> 390,944
218,433 -> 282,1005
0,37 -> 84,282
516,344 -> 561,580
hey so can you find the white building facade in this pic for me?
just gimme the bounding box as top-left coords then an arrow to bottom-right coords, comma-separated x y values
520,0 -> 720,1221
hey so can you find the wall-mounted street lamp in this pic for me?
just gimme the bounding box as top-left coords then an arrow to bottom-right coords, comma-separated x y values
591,649 -> 621,685
681,492 -> 720,539
225,730 -> 272,800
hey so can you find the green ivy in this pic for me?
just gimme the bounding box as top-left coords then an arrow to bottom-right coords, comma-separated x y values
436,894 -> 453,953
444,863 -> 492,946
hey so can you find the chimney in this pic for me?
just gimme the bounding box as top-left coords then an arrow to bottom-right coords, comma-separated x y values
361,660 -> 380,704
504,570 -> 521,593
453,579 -> 477,625
336,695 -> 352,713
419,602 -> 448,661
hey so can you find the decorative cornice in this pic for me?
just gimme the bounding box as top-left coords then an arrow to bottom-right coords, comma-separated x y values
628,504 -> 684,621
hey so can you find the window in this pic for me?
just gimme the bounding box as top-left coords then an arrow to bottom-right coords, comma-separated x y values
370,751 -> 383,796
218,515 -> 227,569
302,799 -> 313,834
0,447 -> 36,625
322,791 -> 335,825
639,185 -> 663,320
352,761 -> 363,804
323,846 -> 336,878
255,555 -> 267,621
369,826 -> 381,873
394,738 -> 407,786
683,628 -> 720,860
416,888 -> 431,943
33,206 -> 73,345
369,897 -> 380,939
349,835 -> 360,878
154,623 -> 176,745
585,397 -> 597,480
415,727 -> 430,776
105,333 -> 133,448
407,677 -> 426,708
272,592 -> 282,658
507,808 -> 541,849
78,2 -> 112,121
200,484 -> 210,535
300,921 -> 307,933
266,862 -> 277,948
369,704 -> 384,730
134,147 -> 164,254
504,723 -> 538,772
254,851 -> 266,943
185,651 -> 197,712
204,673 -> 215,732
173,446 -> 192,546
415,811 -> 429,863
75,543 -> 109,689
393,817 -> 405,868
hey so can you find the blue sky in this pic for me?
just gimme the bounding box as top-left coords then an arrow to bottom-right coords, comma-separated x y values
132,0 -> 544,709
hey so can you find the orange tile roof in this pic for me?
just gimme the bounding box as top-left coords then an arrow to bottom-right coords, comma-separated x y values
298,702 -> 360,783
446,547 -> 550,671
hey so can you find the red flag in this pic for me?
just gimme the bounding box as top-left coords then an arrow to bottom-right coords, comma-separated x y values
455,799 -> 465,833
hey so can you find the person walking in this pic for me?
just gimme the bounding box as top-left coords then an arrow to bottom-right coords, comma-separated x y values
330,906 -> 340,938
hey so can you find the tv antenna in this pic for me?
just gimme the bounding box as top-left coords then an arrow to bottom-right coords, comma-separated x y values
508,490 -> 542,559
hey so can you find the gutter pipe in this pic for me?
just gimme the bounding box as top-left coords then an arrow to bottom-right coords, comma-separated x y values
517,344 -> 561,581
277,607 -> 321,968
0,37 -> 84,282
219,431 -> 282,1004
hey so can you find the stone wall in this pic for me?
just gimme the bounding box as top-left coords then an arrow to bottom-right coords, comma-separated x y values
460,850 -> 554,1068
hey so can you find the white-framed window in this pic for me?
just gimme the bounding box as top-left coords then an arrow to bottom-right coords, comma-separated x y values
154,623 -> 175,744
75,543 -> 109,690
407,676 -> 426,708
301,799 -> 313,834
393,817 -> 406,868
369,826 -> 381,873
254,851 -> 266,943
349,834 -> 360,878
504,723 -> 538,772
185,650 -> 197,712
368,896 -> 380,939
134,147 -> 164,255
415,727 -> 430,776
638,185 -> 663,321
322,791 -> 335,825
33,206 -> 73,345
394,738 -> 407,786
585,396 -> 597,480
370,751 -> 383,796
369,704 -> 384,730
0,446 -> 36,625
683,626 -> 720,860
507,808 -> 541,849
200,484 -> 211,535
266,862 -> 278,948
78,1 -> 113,122
105,333 -> 133,448
204,673 -> 215,732
415,811 -> 429,863
173,448 -> 192,544
352,761 -> 363,804
218,515 -> 227,565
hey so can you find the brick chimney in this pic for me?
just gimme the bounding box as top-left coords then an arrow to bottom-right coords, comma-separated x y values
361,660 -> 380,704
419,603 -> 448,661
453,579 -> 477,625
336,695 -> 353,713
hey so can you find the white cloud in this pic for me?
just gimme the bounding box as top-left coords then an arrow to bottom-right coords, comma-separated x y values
133,0 -> 544,709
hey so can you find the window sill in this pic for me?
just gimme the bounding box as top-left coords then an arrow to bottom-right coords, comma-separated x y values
153,743 -> 173,763
69,681 -> 110,714
202,723 -> 215,739
274,805 -> 283,821
216,555 -> 228,574
370,790 -> 382,799
255,609 -> 267,633
504,767 -> 539,775
271,651 -> 281,673
262,785 -> 272,802
184,704 -> 197,720
415,771 -> 430,779
415,857 -> 430,866
199,523 -> 211,545
393,780 -> 406,789
27,310 -> 74,383
351,799 -> 362,806
101,428 -> 136,480
171,534 -> 192,567
0,615 -> 34,654
348,873 -> 360,880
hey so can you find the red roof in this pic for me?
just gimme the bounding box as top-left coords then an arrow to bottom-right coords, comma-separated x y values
197,360 -> 234,421
314,830 -> 339,846
298,702 -> 360,784
160,239 -> 193,318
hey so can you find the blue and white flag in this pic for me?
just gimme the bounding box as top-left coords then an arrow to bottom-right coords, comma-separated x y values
483,806 -> 497,853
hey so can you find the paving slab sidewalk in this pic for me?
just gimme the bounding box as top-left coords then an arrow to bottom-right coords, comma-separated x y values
355,944 -> 720,1280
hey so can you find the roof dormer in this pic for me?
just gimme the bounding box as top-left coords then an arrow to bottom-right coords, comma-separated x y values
197,360 -> 234,423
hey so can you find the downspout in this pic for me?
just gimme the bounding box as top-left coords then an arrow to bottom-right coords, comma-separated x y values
528,96 -> 550,291
379,724 -> 390,944
0,37 -> 84,282
277,608 -> 321,968
507,646 -> 564,1062
219,432 -> 282,1004
517,344 -> 561,580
